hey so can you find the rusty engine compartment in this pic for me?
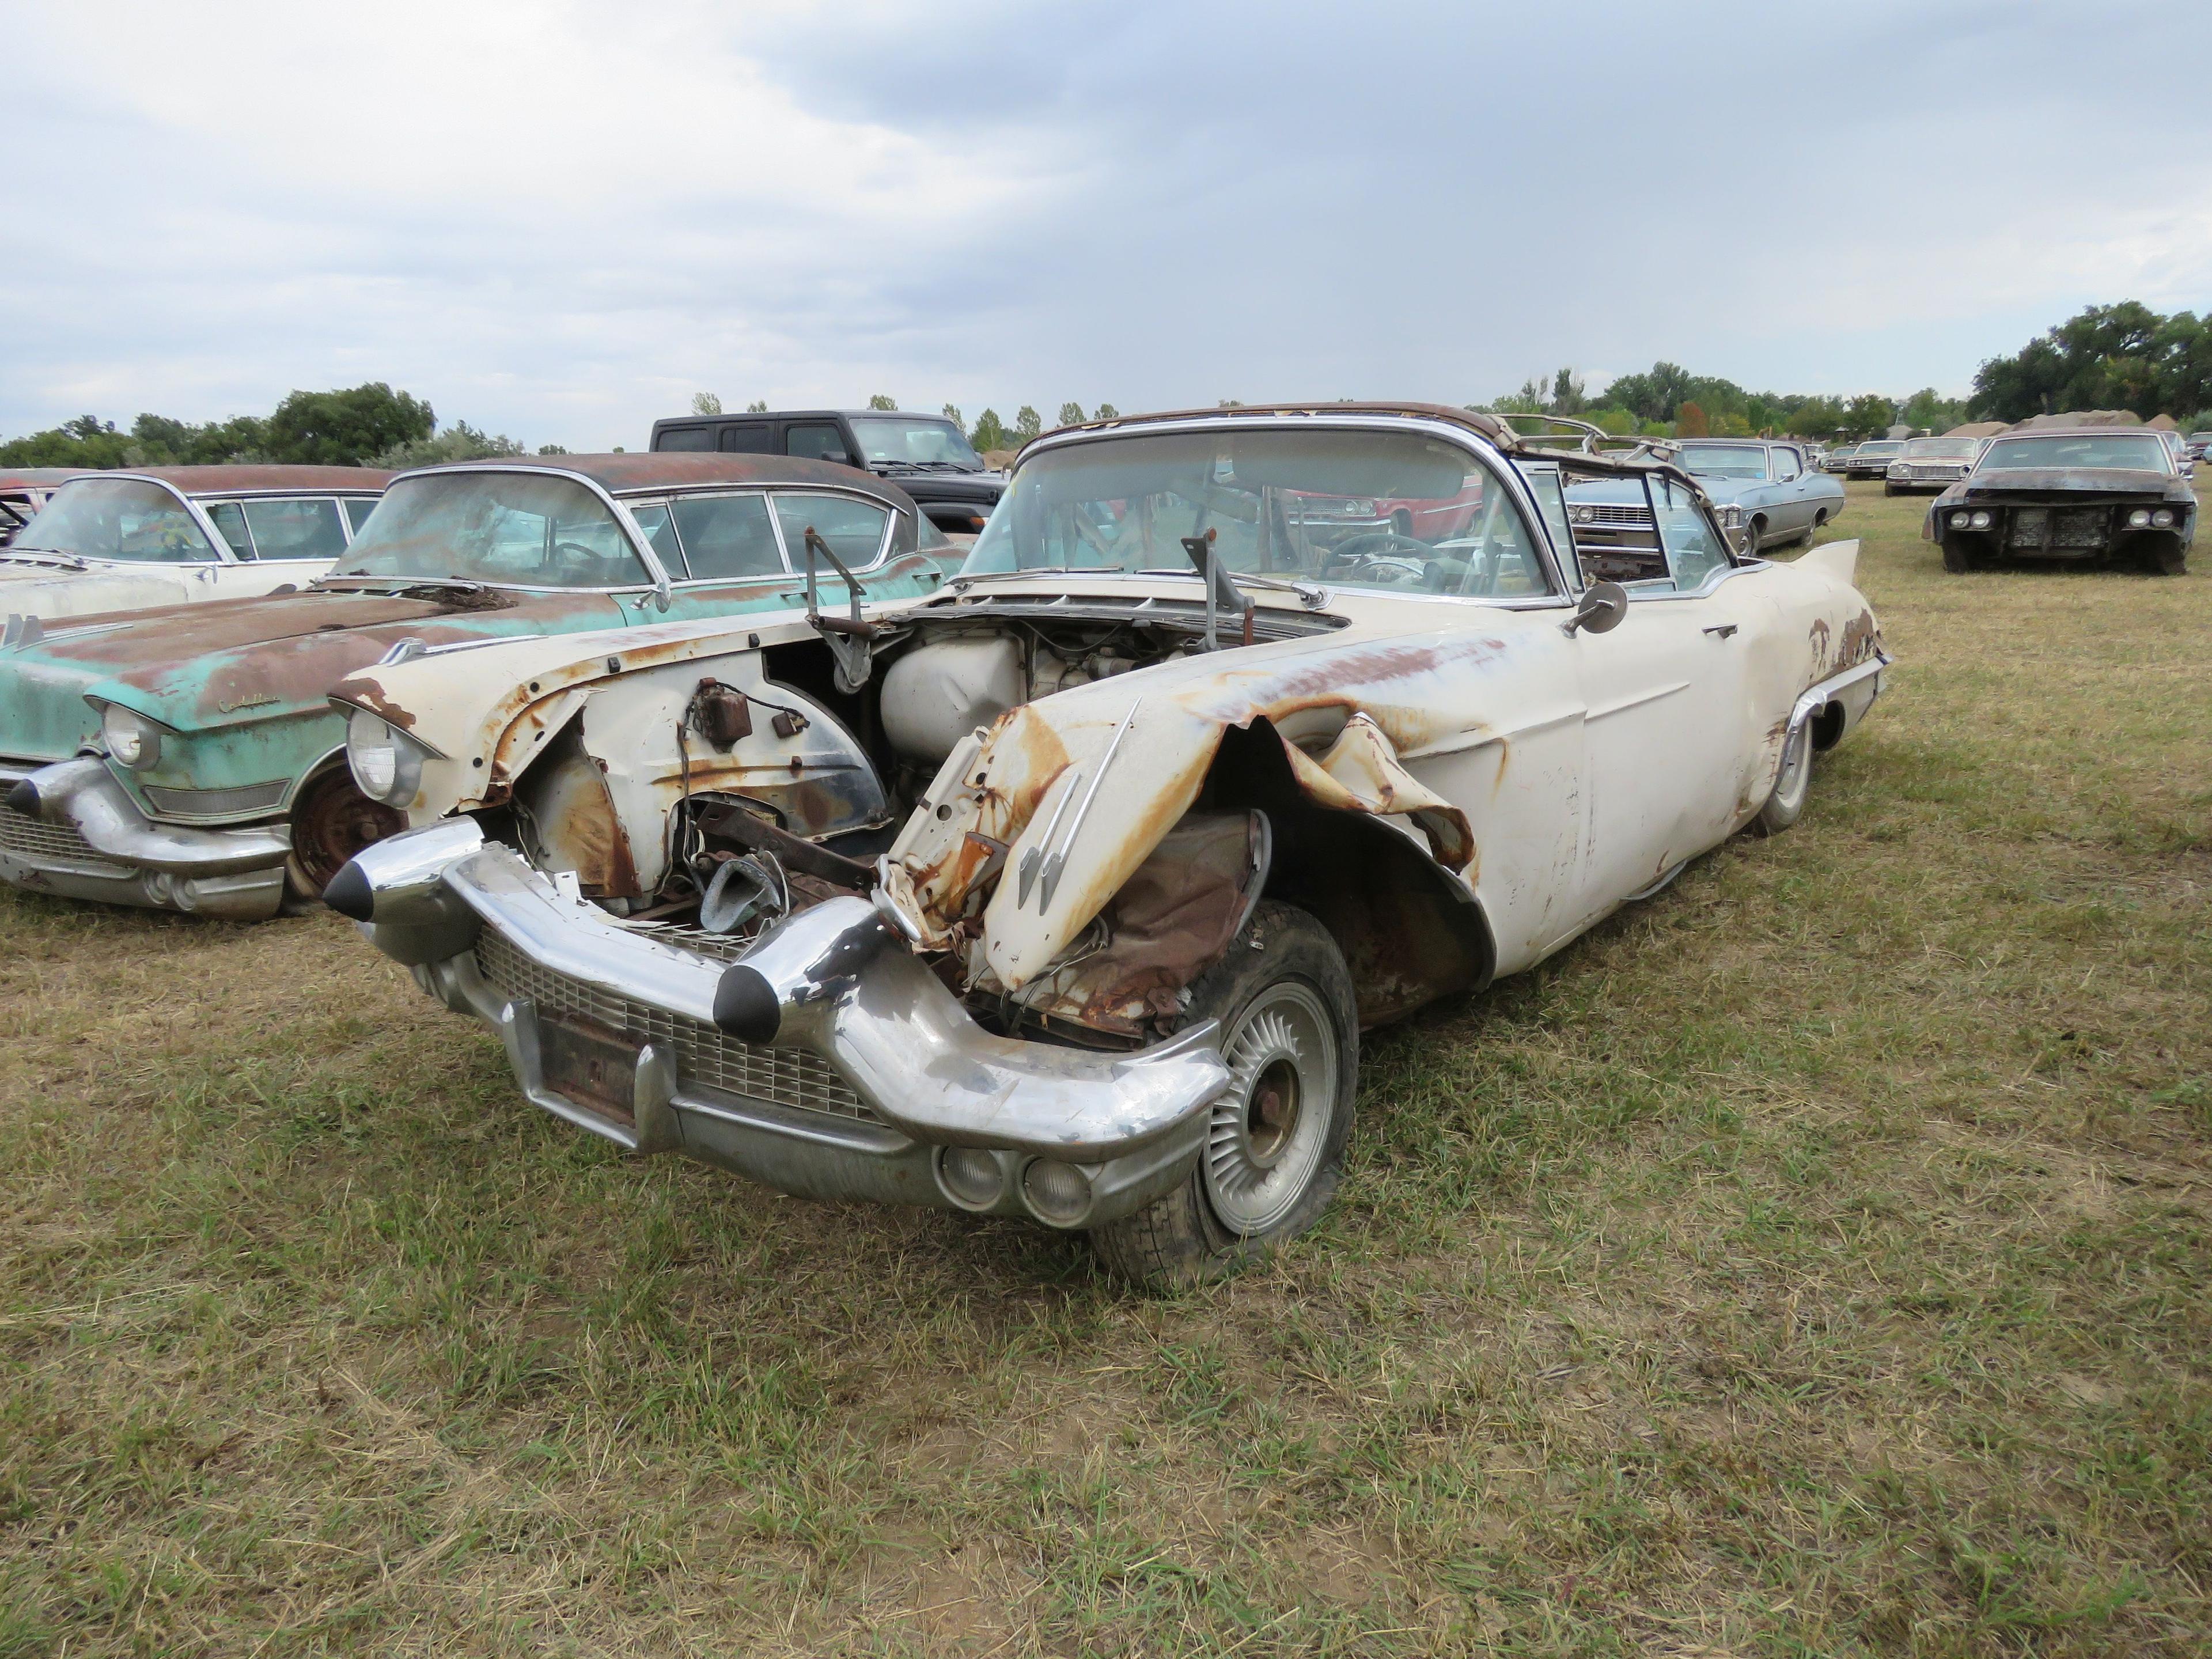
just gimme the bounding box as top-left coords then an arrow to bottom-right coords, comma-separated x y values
497,597 -> 1410,1047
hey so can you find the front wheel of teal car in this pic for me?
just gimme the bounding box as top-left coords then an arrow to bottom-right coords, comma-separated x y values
1090,902 -> 1358,1290
285,764 -> 407,901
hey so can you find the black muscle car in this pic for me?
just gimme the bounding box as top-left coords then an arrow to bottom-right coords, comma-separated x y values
1925,429 -> 2195,575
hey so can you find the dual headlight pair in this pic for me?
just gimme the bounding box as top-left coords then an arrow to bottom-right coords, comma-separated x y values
1949,510 -> 1995,531
2126,507 -> 2177,529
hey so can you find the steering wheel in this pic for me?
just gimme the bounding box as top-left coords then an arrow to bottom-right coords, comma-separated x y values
552,539 -> 630,577
1325,531 -> 1434,584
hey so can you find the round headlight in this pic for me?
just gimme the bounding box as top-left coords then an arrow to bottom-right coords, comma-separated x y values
1021,1158 -> 1093,1227
2127,509 -> 2151,527
345,707 -> 423,805
1569,505 -> 1592,524
2152,509 -> 2175,528
1971,511 -> 1991,529
1951,512 -> 1972,529
100,703 -> 162,770
938,1146 -> 1004,1209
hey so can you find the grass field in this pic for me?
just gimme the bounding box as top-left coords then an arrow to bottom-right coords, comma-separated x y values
2,480 -> 2207,1657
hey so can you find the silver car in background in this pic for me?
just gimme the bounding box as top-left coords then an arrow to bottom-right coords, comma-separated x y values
1885,436 -> 1987,496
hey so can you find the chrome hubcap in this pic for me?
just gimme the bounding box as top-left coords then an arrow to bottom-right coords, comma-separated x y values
1203,982 -> 1336,1235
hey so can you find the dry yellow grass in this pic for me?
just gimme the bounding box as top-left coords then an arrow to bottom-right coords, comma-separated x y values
2,481 -> 2206,1656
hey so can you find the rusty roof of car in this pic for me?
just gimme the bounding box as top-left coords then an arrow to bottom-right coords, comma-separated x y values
400,451 -> 923,501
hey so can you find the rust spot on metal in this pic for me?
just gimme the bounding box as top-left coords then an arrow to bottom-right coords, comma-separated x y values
289,766 -> 405,893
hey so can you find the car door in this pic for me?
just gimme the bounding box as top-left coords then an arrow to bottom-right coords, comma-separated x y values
1565,473 -> 1749,934
1767,445 -> 1810,536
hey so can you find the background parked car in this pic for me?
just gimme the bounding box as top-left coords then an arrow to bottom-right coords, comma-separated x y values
1569,439 -> 1842,556
2185,430 -> 2212,462
652,408 -> 1005,538
1824,443 -> 1860,474
1884,435 -> 1986,495
0,467 -> 387,623
1843,440 -> 1905,479
0,454 -> 945,920
1925,427 -> 2194,575
2156,427 -> 2195,478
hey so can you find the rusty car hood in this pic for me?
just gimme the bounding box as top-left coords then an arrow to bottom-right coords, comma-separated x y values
0,586 -> 611,764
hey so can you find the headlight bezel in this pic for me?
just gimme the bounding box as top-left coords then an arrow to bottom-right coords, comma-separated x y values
344,706 -> 432,805
93,700 -> 173,771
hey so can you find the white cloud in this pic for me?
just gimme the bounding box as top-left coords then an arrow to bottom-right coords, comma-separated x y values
1,0 -> 2207,447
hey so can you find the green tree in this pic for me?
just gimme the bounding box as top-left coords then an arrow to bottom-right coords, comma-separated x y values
1013,406 -> 1042,442
262,383 -> 434,466
969,408 -> 1010,452
1970,300 -> 2212,421
1900,387 -> 1967,433
867,393 -> 897,411
0,415 -> 134,469
691,392 -> 722,415
1842,393 -> 1895,440
369,421 -> 527,471
1094,403 -> 1120,421
941,404 -> 963,430
127,412 -> 267,465
1056,402 -> 1085,427
746,400 -> 768,413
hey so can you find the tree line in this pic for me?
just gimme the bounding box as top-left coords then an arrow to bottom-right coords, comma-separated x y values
0,384 -> 553,471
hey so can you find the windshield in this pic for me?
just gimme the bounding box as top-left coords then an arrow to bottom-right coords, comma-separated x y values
849,417 -> 983,469
13,477 -> 218,563
1857,442 -> 1903,457
960,427 -> 1556,600
1675,444 -> 1769,480
329,472 -> 650,588
1977,434 -> 2169,472
1903,439 -> 1978,459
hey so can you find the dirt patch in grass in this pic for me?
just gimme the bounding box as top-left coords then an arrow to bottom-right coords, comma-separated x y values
2,483 -> 2206,1655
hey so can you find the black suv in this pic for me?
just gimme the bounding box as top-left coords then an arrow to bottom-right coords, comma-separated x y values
650,409 -> 1003,535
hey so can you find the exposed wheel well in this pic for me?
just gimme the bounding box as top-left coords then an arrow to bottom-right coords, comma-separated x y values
1194,720 -> 1495,1029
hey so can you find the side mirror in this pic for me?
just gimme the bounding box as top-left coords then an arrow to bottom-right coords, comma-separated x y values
1562,579 -> 1628,637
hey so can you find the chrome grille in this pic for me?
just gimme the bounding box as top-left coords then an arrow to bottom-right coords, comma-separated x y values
142,779 -> 288,820
474,930 -> 874,1121
1578,503 -> 1652,525
0,808 -> 130,876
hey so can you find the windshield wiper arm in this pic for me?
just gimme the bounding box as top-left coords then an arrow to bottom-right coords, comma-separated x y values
313,573 -> 490,592
1133,565 -> 1330,611
947,565 -> 1124,586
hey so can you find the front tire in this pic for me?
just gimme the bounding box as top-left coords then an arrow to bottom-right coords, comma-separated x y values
1754,719 -> 1813,836
1090,900 -> 1357,1288
1941,536 -> 1974,574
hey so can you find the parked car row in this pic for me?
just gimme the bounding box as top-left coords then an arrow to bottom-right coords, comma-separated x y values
0,404 -> 1889,1282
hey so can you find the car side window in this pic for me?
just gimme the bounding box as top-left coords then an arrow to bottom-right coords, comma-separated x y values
626,502 -> 685,574
785,423 -> 850,464
656,427 -> 713,452
669,492 -> 785,581
342,497 -> 379,536
1772,448 -> 1800,482
1650,475 -> 1731,592
1518,465 -> 1580,592
714,423 -> 772,454
771,491 -> 890,570
204,501 -> 253,559
241,497 -> 348,561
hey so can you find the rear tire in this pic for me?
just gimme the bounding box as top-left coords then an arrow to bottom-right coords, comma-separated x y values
1754,719 -> 1813,836
1089,901 -> 1358,1289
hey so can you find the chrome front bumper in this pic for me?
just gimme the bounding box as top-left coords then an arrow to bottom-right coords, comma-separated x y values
340,824 -> 1233,1229
1,756 -> 290,919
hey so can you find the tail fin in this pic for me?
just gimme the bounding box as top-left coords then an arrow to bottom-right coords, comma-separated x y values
1794,537 -> 1860,585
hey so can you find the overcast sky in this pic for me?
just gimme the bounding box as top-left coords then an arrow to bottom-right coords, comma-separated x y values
3,0 -> 2205,451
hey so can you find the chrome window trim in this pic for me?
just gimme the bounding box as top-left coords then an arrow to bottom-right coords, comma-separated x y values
1007,412 -> 1578,609
760,485 -> 897,575
234,495 -> 361,564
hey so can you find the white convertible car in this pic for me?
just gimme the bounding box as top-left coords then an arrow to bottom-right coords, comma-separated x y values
0,467 -> 389,628
327,405 -> 1887,1282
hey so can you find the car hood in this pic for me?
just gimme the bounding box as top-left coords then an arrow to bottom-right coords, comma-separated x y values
1942,468 -> 2188,503
0,586 -> 613,762
0,565 -> 211,621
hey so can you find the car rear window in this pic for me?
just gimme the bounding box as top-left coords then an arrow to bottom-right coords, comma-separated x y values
670,493 -> 786,580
